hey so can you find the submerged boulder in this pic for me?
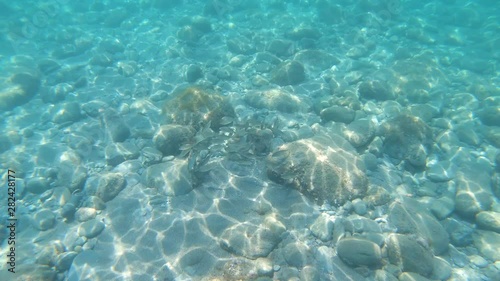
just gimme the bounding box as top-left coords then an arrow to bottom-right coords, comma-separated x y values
266,135 -> 368,206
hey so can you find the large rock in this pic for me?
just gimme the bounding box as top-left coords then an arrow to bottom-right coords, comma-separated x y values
143,159 -> 193,196
267,135 -> 368,206
95,172 -> 127,202
244,88 -> 304,113
0,72 -> 40,111
337,237 -> 382,267
358,80 -> 395,101
386,234 -> 434,277
473,230 -> 500,261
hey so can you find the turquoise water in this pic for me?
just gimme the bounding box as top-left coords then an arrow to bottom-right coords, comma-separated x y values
0,1 -> 499,280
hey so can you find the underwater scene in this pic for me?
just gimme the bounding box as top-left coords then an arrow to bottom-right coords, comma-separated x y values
0,0 -> 499,280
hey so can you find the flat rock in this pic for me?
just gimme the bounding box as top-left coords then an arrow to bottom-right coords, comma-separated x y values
271,60 -> 305,86
337,237 -> 382,266
320,106 -> 355,124
386,234 -> 434,278
96,172 -> 127,202
358,80 -> 395,101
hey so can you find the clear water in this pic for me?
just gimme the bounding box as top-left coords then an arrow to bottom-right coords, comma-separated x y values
0,1 -> 499,280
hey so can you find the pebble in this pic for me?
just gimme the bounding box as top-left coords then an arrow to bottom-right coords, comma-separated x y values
33,209 -> 56,231
78,219 -> 105,239
337,237 -> 382,267
310,213 -> 334,242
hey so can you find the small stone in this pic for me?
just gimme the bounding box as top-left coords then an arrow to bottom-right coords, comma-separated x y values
337,237 -> 382,267
343,119 -> 376,148
153,125 -> 195,156
474,230 -> 500,261
429,196 -> 455,220
102,109 -> 130,142
26,177 -> 51,194
352,199 -> 367,215
52,102 -> 83,124
431,257 -> 452,280
60,203 -> 76,220
33,209 -> 56,231
310,213 -> 334,242
78,219 -> 105,239
105,142 -> 140,166
426,161 -> 456,182
267,39 -> 293,57
441,218 -> 474,247
283,242 -> 310,268
469,255 -> 489,268
143,159 -> 193,196
96,172 -> 126,202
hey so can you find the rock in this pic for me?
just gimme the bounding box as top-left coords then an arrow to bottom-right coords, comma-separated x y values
386,234 -> 434,277
380,114 -> 433,163
431,257 -> 452,280
343,119 -> 376,148
310,213 -> 334,242
26,177 -> 51,194
96,172 -> 126,202
153,125 -> 195,156
55,251 -> 78,271
364,185 -> 391,206
162,86 -> 234,130
352,199 -> 368,215
441,218 -> 474,247
426,161 -> 456,182
477,106 -> 500,126
387,198 -> 449,255
473,230 -> 500,261
455,170 -> 493,219
61,203 -> 76,220
143,159 -> 193,196
320,106 -> 355,124
429,196 -> 455,220
293,50 -> 340,72
271,60 -> 305,86
102,109 -> 130,142
476,211 -> 500,233
219,215 -> 286,259
33,209 -> 56,231
177,25 -> 203,43
186,64 -> 203,82
227,36 -> 255,55
75,207 -> 97,222
283,242 -> 310,268
267,39 -> 293,57
337,237 -> 382,266
358,80 -> 395,101
78,219 -> 105,239
105,142 -> 140,166
286,27 -> 321,40
0,72 -> 40,111
53,102 -> 83,124
267,135 -> 368,206
244,88 -> 303,113
42,83 -> 73,103
398,272 -> 432,281
179,248 -> 216,277
300,266 -> 320,281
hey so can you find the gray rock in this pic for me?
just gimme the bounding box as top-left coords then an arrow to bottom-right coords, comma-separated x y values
219,216 -> 286,259
293,49 -> 340,72
244,88 -> 303,113
267,39 -> 293,57
426,161 -> 456,182
300,266 -> 320,281
0,72 -> 40,111
153,124 -> 195,156
358,80 -> 394,101
186,64 -> 203,82
27,177 -> 51,194
429,196 -> 455,220
344,216 -> 382,234
55,251 -> 78,271
78,219 -> 105,239
271,60 -> 305,86
227,36 -> 255,55
364,185 -> 391,206
476,211 -> 500,233
283,242 -> 310,268
102,109 -> 130,142
105,142 -> 140,166
387,198 -> 449,255
267,135 -> 368,206
431,257 -> 452,281
33,209 -> 56,231
310,213 -> 334,242
337,237 -> 382,266
143,159 -> 193,196
398,272 -> 432,281
455,170 -> 493,219
386,234 -> 434,277
53,102 -> 83,124
96,172 -> 126,202
179,248 -> 216,276
75,207 -> 97,222
42,83 -> 73,103
473,230 -> 500,261
441,218 -> 474,247
343,119 -> 376,148
320,106 -> 355,124
477,106 -> 500,126
352,199 -> 368,215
